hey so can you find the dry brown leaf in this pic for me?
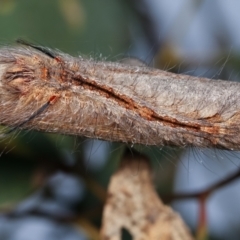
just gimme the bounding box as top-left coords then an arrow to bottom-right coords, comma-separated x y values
101,151 -> 194,240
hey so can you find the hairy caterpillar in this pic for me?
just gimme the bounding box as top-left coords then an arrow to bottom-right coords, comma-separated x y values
0,40 -> 240,150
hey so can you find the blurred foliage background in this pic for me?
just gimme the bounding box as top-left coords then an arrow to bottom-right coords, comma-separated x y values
1,0 -> 240,240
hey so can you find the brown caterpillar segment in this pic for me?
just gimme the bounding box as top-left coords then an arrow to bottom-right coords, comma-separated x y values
0,47 -> 61,127
1,45 -> 240,150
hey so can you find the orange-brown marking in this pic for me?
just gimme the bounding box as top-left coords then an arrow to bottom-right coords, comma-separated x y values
67,73 -> 220,135
41,67 -> 49,80
48,95 -> 59,104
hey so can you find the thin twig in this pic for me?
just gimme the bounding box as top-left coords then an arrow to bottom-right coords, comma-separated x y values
164,168 -> 240,202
